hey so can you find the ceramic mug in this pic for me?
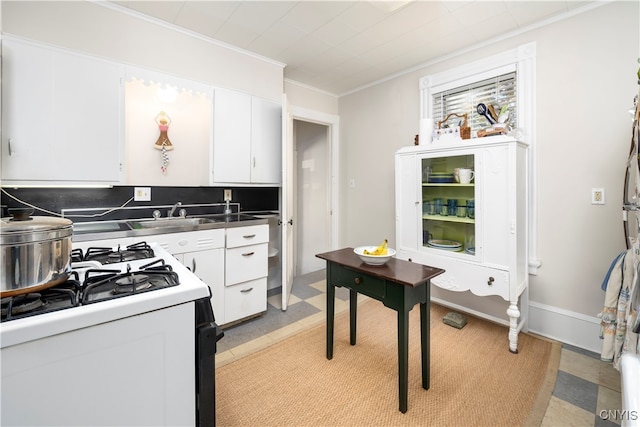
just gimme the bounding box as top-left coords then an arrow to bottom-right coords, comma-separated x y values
459,168 -> 474,184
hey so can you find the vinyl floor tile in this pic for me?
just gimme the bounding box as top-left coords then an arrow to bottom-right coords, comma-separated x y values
553,370 -> 600,413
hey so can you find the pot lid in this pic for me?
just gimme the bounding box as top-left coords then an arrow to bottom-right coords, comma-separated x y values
1,208 -> 73,244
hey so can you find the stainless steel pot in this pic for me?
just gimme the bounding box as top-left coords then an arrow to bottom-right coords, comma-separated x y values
1,211 -> 73,297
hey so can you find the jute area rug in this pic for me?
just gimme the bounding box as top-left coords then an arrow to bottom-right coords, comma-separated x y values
216,298 -> 561,427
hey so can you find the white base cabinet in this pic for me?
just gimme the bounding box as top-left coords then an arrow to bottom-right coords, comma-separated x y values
395,136 -> 528,352
223,224 -> 269,325
147,230 -> 226,324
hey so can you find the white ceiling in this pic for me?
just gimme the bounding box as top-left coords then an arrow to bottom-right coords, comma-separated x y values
111,0 -> 600,96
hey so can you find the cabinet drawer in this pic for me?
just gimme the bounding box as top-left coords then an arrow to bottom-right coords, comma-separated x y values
224,277 -> 267,324
151,229 -> 225,254
429,258 -> 509,300
225,243 -> 268,286
226,225 -> 268,248
334,267 -> 386,300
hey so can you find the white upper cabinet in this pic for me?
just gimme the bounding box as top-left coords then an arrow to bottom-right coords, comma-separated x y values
212,88 -> 281,185
1,38 -> 124,184
250,96 -> 282,184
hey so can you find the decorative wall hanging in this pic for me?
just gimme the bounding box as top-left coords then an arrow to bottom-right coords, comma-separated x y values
154,111 -> 173,174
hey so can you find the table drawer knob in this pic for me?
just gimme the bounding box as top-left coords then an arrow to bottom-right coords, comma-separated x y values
354,277 -> 361,285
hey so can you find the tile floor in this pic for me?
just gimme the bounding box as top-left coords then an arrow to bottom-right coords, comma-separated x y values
216,270 -> 624,427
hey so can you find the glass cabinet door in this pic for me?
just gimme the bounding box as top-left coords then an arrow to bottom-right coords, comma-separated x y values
421,154 -> 475,256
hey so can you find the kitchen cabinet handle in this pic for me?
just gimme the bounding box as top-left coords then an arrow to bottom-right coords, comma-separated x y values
240,287 -> 254,293
192,259 -> 196,273
8,138 -> 13,156
243,234 -> 256,239
242,252 -> 255,257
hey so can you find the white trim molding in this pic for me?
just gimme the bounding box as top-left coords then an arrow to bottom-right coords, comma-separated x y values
528,300 -> 603,354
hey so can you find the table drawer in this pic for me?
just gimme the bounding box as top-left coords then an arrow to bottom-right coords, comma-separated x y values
335,267 -> 386,300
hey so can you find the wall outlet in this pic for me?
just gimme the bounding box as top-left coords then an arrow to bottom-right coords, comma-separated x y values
134,187 -> 151,202
224,189 -> 232,201
591,188 -> 605,205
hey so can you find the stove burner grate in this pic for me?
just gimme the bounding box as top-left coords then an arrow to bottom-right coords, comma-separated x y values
81,260 -> 179,304
0,278 -> 81,321
83,241 -> 155,264
113,274 -> 153,294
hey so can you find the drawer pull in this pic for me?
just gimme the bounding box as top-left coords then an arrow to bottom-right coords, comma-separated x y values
240,287 -> 254,293
243,234 -> 256,239
242,252 -> 255,257
487,277 -> 495,286
354,277 -> 361,285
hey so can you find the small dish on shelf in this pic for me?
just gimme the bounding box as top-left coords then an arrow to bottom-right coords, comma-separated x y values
428,173 -> 455,184
427,239 -> 463,251
464,247 -> 475,255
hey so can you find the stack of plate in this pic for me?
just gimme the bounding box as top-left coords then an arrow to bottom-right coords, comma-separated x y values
427,239 -> 462,251
428,172 -> 455,183
464,247 -> 475,255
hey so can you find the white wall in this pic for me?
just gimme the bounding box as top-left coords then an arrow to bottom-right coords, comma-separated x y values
337,1 -> 639,351
1,1 -> 283,101
285,79 -> 339,115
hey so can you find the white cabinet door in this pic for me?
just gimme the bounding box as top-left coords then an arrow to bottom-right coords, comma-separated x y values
251,97 -> 282,184
212,89 -> 282,184
183,248 -> 225,324
212,88 -> 251,183
1,38 -> 124,184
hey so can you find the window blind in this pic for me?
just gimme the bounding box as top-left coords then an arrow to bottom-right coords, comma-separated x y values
432,71 -> 517,133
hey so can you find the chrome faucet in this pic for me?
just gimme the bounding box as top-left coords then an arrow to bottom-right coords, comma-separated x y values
168,201 -> 182,217
224,199 -> 232,215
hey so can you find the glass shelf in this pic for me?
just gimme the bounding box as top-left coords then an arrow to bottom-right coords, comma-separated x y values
422,214 -> 474,224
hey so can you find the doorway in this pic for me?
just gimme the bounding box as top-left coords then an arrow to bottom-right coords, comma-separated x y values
281,104 -> 339,310
294,120 -> 330,276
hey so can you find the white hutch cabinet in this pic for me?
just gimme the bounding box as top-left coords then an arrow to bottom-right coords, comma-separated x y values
395,136 -> 528,352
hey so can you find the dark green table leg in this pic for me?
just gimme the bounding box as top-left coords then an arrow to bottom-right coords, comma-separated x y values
420,301 -> 430,390
398,308 -> 409,413
326,273 -> 335,360
350,289 -> 357,345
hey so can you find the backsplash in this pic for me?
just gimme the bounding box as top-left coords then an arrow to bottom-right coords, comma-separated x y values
1,186 -> 278,222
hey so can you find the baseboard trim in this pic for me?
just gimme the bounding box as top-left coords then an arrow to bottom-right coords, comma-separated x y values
527,300 -> 603,354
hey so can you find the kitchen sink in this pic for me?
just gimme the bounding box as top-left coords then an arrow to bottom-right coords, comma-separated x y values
130,217 -> 219,229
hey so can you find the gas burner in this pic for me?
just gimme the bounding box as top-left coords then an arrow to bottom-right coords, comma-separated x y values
112,274 -> 152,294
81,260 -> 179,305
83,242 -> 155,264
0,279 -> 81,322
1,293 -> 44,317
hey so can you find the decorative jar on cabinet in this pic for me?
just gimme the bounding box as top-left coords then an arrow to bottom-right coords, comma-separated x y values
395,136 -> 528,352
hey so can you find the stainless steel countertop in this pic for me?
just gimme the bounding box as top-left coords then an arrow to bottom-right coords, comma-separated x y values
71,213 -> 270,242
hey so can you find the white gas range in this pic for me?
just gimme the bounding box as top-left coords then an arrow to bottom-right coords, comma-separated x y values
1,241 -> 222,426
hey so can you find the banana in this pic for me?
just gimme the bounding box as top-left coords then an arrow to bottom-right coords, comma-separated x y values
364,239 -> 388,255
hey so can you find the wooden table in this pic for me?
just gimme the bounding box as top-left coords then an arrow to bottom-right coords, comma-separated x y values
316,248 -> 445,413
